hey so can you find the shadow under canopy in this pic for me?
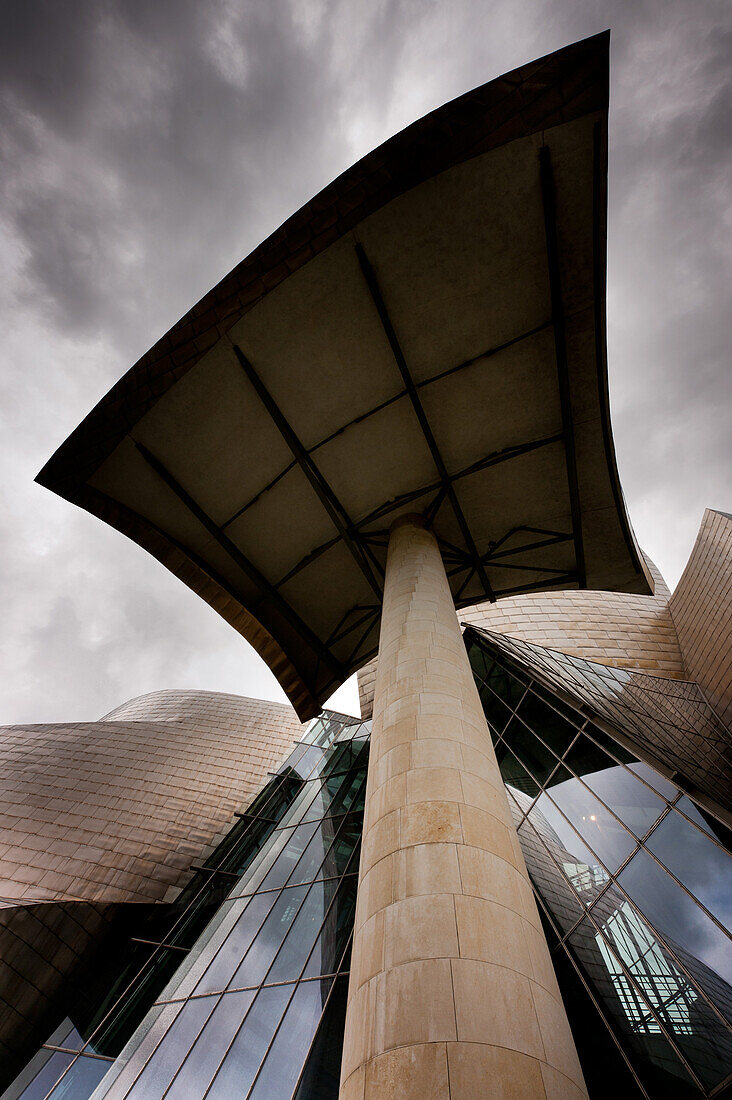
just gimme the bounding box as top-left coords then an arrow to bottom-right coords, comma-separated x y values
37,31 -> 651,720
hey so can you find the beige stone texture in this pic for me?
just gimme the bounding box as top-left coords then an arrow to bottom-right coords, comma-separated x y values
669,508 -> 732,726
340,519 -> 586,1099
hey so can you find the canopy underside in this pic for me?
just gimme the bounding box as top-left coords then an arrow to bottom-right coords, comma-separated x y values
37,32 -> 651,719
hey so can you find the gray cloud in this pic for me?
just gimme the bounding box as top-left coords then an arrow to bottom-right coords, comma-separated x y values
1,0 -> 730,722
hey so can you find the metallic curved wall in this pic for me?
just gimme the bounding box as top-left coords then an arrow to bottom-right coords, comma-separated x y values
0,690 -> 302,1090
358,555 -> 684,720
0,690 -> 302,906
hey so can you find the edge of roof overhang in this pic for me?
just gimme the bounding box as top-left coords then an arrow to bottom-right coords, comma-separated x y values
36,30 -> 651,720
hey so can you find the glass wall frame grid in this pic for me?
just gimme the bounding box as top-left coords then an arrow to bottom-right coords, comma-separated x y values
467,629 -> 732,1098
3,712 -> 368,1100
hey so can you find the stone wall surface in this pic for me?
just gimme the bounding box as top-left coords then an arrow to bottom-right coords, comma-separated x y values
358,555 -> 683,721
0,690 -> 302,905
669,509 -> 732,727
341,519 -> 587,1100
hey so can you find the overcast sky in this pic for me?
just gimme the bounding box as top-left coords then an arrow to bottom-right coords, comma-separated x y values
1,0 -> 729,724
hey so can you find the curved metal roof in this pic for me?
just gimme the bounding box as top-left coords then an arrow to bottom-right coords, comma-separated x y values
37,31 -> 651,719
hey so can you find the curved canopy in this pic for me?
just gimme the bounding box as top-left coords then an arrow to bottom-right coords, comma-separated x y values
38,31 -> 651,719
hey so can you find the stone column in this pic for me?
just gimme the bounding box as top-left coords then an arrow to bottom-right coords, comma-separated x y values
339,516 -> 587,1100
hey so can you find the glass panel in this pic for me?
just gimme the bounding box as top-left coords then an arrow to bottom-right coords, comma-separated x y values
301,814 -> 361,880
249,978 -> 334,1099
565,741 -> 667,839
628,761 -> 679,801
205,984 -> 293,1098
87,1004 -> 173,1100
517,814 -> 590,935
46,1055 -> 111,1099
85,948 -> 184,1058
484,656 -> 527,707
229,886 -> 308,990
268,881 -> 340,984
214,819 -> 278,877
43,1019 -> 85,1052
516,690 -> 578,757
567,920 -> 701,1098
592,893 -> 732,1092
286,821 -> 342,886
163,873 -> 239,950
123,996 -> 215,1099
647,808 -> 732,929
675,796 -> 732,852
618,850 -> 732,991
258,824 -> 320,890
544,777 -> 638,872
2,1048 -> 74,1100
477,680 -> 513,736
494,742 -> 542,798
301,770 -> 367,823
502,717 -> 563,788
549,941 -> 656,1100
293,974 -> 349,1100
582,722 -> 636,766
303,877 -> 358,979
164,991 -> 255,1100
192,891 -> 279,996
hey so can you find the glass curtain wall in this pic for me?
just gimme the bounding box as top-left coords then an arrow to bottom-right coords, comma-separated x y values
3,713 -> 369,1100
466,627 -> 732,1100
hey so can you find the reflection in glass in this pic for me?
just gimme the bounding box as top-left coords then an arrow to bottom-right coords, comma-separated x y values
547,777 -> 637,872
268,880 -> 340,983
647,808 -> 732,930
502,716 -> 562,788
570,751 -> 667,840
516,690 -> 577,758
293,975 -> 349,1100
303,877 -> 358,979
123,997 -> 214,1099
249,979 -> 334,1099
205,984 -> 293,1098
619,851 -> 732,990
46,1055 -> 111,1099
229,886 -> 308,990
164,991 -> 255,1100
567,921 -> 700,1098
4,1048 -> 74,1100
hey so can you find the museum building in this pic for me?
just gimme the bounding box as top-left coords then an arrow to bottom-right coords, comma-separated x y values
1,32 -> 730,1100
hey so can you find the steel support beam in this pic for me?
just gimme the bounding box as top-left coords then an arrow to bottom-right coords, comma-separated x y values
356,243 -> 497,602
134,441 -> 343,677
232,345 -> 383,602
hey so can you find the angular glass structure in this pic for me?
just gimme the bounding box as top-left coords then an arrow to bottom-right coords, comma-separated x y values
3,713 -> 369,1100
6,633 -> 730,1100
465,627 -> 732,1099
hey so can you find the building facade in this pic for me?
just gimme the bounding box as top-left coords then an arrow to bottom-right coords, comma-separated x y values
2,511 -> 730,1099
11,32 -> 731,1100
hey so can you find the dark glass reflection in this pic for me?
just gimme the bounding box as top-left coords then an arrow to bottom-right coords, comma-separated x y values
249,979 -> 334,1099
648,807 -> 732,930
293,974 -> 349,1100
618,851 -> 732,991
502,716 -> 563,787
